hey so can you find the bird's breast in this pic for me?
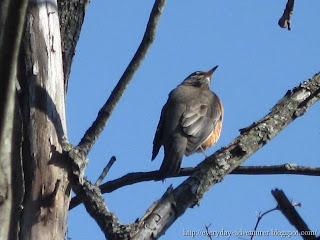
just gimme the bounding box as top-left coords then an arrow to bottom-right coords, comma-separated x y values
201,120 -> 223,149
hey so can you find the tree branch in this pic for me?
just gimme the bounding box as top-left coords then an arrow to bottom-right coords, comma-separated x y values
251,206 -> 278,240
0,0 -> 29,238
95,156 -> 116,186
278,0 -> 295,30
69,163 -> 320,210
131,72 -> 320,239
231,164 -> 320,176
272,189 -> 318,240
65,1 -> 167,238
77,0 -> 167,156
71,177 -> 135,239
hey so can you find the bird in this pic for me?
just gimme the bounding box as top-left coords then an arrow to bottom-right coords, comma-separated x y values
151,66 -> 223,179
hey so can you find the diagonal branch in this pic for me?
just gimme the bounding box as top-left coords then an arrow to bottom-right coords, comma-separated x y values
272,189 -> 318,240
278,0 -> 295,30
70,176 -> 135,239
77,0 -> 166,156
131,72 -> 320,239
69,163 -> 320,210
95,156 -> 116,186
251,206 -> 279,240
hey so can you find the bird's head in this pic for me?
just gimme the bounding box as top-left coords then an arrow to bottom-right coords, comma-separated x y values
181,65 -> 218,89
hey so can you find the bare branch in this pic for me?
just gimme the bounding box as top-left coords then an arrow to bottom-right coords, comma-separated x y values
64,142 -> 134,239
69,163 -> 320,210
278,0 -> 295,30
77,0 -> 167,156
71,177 -> 134,239
231,164 -> 320,176
251,207 -> 278,240
272,189 -> 317,240
205,224 -> 213,240
131,73 -> 320,239
95,156 -> 116,186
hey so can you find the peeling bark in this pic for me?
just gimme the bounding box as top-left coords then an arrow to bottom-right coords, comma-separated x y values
0,0 -> 28,238
19,0 -> 70,239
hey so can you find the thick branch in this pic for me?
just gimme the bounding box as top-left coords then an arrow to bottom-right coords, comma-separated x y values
69,163 -> 320,210
131,73 -> 320,239
272,189 -> 317,240
77,0 -> 166,156
71,176 -> 135,239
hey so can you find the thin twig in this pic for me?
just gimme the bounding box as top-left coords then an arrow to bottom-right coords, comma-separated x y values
251,207 -> 278,240
77,0 -> 166,156
278,0 -> 295,30
95,156 -> 116,186
205,224 -> 213,240
69,163 -> 320,210
272,189 -> 317,240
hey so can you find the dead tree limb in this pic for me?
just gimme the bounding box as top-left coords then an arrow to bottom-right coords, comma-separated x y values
272,189 -> 317,240
278,0 -> 295,30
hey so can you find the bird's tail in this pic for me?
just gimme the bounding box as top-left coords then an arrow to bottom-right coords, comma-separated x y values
156,148 -> 183,180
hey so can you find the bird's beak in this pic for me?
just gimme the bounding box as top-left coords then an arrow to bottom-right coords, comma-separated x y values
205,65 -> 219,77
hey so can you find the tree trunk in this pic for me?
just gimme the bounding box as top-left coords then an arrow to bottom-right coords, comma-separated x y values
18,0 -> 70,239
0,0 -> 28,239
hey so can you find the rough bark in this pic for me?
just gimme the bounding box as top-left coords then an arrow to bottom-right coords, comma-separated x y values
0,0 -> 29,239
57,0 -> 90,93
272,189 -> 317,240
18,0 -> 70,239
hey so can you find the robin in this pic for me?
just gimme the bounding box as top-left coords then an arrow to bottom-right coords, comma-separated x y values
152,66 -> 223,179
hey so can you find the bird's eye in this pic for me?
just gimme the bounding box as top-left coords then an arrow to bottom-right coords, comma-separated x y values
192,71 -> 200,76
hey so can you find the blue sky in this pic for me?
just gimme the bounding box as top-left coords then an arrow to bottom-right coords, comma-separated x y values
66,1 -> 320,239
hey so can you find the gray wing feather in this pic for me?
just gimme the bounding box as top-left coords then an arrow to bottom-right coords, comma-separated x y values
151,103 -> 167,161
182,93 -> 221,155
